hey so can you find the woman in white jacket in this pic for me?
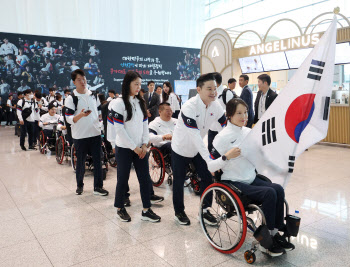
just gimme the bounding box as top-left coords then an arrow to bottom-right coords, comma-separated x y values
208,98 -> 294,257
162,81 -> 180,118
107,71 -> 161,223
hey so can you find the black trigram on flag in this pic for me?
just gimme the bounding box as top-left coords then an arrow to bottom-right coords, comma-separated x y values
262,117 -> 277,146
288,156 -> 295,173
307,59 -> 325,81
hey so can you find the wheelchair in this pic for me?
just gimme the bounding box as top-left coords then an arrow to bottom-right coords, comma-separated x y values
148,146 -> 201,195
55,131 -> 72,165
198,174 -> 300,264
39,123 -> 58,154
70,135 -> 109,180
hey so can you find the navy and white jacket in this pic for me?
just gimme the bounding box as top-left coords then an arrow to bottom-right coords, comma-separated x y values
107,96 -> 149,150
149,117 -> 177,147
64,89 -> 101,139
209,122 -> 256,184
171,94 -> 226,160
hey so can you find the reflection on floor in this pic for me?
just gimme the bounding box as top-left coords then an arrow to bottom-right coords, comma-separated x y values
0,127 -> 349,266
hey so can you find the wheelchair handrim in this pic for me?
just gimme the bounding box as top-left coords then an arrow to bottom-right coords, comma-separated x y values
148,147 -> 165,187
199,183 -> 247,254
55,136 -> 65,164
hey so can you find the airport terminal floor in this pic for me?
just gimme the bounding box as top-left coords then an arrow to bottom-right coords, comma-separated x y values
0,126 -> 349,267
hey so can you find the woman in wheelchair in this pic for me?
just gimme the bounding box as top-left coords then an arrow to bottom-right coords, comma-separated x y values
207,98 -> 294,257
39,102 -> 60,150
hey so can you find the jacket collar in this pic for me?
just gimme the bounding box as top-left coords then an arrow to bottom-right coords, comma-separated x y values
227,121 -> 242,132
195,94 -> 213,109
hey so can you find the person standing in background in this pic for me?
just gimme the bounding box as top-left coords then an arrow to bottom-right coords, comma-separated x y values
162,82 -> 180,118
239,74 -> 254,128
144,81 -> 160,123
254,74 -> 277,124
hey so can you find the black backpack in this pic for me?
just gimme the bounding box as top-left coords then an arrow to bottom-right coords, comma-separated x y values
218,89 -> 237,105
21,99 -> 36,120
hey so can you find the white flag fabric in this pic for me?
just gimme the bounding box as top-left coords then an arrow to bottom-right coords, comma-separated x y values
240,16 -> 337,187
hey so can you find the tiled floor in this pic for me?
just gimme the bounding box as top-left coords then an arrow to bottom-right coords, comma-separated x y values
0,126 -> 349,267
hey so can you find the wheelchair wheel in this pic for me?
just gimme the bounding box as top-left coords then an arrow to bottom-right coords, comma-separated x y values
39,131 -> 46,154
188,163 -> 201,195
71,143 -> 77,172
244,250 -> 256,264
199,183 -> 247,254
109,154 -> 117,167
148,147 -> 165,187
55,136 -> 65,164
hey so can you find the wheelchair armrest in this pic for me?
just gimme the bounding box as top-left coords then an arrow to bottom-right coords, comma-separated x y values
256,174 -> 272,183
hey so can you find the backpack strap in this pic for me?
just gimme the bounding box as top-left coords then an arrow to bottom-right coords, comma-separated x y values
71,92 -> 79,112
71,91 -> 98,112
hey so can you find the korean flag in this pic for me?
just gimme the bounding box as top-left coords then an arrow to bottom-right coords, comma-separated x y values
240,16 -> 337,187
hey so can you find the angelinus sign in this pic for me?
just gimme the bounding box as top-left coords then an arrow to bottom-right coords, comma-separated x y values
249,33 -> 320,56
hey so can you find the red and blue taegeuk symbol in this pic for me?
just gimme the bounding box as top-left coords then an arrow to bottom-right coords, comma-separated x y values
285,94 -> 315,143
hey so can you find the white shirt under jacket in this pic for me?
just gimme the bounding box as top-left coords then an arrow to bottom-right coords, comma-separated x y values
107,96 -> 149,150
209,122 -> 256,184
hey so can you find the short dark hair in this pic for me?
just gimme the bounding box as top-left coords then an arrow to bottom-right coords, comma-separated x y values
64,89 -> 70,94
226,98 -> 248,120
35,92 -> 42,99
159,102 -> 171,112
18,92 -> 23,96
49,87 -> 55,92
228,78 -> 236,84
257,74 -> 271,86
108,89 -> 116,94
147,81 -> 155,86
71,69 -> 85,81
212,72 -> 222,85
240,74 -> 249,82
48,102 -> 56,110
23,89 -> 32,95
140,88 -> 147,93
197,73 -> 215,88
156,85 -> 162,89
56,94 -> 62,101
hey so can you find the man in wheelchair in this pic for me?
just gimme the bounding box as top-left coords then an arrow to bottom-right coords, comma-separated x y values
38,102 -> 60,149
149,102 -> 177,171
207,98 -> 295,257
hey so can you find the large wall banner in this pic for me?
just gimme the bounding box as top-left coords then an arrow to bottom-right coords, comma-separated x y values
0,31 -> 200,102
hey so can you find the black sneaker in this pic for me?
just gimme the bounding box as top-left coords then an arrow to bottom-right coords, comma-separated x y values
174,211 -> 191,225
202,210 -> 218,226
117,208 -> 131,222
93,187 -> 109,196
151,194 -> 164,204
76,186 -> 83,195
259,237 -> 286,257
21,146 -> 27,151
124,197 -> 131,207
28,146 -> 37,150
274,233 -> 295,251
141,208 -> 161,222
